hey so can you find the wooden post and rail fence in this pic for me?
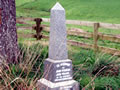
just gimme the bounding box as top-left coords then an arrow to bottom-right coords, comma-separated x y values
16,17 -> 120,56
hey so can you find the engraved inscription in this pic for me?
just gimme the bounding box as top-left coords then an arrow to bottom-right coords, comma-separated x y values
55,62 -> 72,82
60,86 -> 73,90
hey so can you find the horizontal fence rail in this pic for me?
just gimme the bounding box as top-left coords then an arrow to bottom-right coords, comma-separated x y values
17,18 -> 120,56
17,26 -> 120,43
17,17 -> 120,29
17,33 -> 120,56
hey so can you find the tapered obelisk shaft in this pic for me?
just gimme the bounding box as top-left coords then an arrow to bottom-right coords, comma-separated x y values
49,2 -> 68,60
37,3 -> 79,90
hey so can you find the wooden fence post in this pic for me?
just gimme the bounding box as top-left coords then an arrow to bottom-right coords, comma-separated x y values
94,23 -> 99,53
33,18 -> 43,40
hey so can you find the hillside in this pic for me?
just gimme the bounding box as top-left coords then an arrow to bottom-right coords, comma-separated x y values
16,0 -> 120,24
16,0 -> 34,6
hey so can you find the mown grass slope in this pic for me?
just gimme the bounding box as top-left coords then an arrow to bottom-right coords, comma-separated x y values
16,0 -> 34,6
16,0 -> 120,23
15,1 -> 120,89
16,0 -> 120,50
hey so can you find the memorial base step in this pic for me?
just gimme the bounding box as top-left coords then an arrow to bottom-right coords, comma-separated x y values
37,78 -> 79,90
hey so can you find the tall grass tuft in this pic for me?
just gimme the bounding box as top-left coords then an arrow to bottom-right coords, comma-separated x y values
0,43 -> 48,89
0,43 -> 120,90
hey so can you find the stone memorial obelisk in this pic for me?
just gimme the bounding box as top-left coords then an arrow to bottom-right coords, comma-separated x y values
37,2 -> 79,90
0,0 -> 19,63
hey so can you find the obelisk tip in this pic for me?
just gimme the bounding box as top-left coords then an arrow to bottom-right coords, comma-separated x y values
51,2 -> 64,10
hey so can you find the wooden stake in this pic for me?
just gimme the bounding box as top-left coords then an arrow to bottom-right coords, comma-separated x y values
94,23 -> 99,53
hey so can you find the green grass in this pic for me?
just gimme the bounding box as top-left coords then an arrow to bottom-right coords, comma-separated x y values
69,45 -> 120,89
16,0 -> 120,50
17,29 -> 35,34
17,26 -> 120,50
0,42 -> 119,89
16,0 -> 34,6
3,1 -> 120,89
16,0 -> 120,24
42,22 -> 120,35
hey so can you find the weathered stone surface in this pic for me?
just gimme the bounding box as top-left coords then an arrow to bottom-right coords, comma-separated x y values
49,2 -> 68,60
37,3 -> 80,90
0,0 -> 18,63
37,79 -> 79,90
43,58 -> 73,82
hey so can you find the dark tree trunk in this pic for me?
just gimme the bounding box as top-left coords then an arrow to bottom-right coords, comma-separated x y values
0,0 -> 19,63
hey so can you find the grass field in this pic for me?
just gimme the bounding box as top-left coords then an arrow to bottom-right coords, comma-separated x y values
9,0 -> 120,89
16,0 -> 34,6
16,0 -> 120,23
16,0 -> 120,50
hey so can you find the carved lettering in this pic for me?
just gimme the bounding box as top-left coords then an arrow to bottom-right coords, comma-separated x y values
55,62 -> 73,82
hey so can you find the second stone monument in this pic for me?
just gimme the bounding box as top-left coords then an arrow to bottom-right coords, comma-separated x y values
37,2 -> 79,90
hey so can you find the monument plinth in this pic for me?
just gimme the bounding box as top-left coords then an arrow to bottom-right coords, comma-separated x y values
37,2 -> 79,90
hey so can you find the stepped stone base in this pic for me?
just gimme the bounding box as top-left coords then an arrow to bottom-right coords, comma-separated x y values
37,78 -> 79,90
37,58 -> 79,90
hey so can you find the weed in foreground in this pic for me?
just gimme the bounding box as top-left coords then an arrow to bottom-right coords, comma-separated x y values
0,43 -> 48,90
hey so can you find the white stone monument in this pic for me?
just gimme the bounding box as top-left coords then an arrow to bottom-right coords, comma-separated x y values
37,2 -> 79,90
